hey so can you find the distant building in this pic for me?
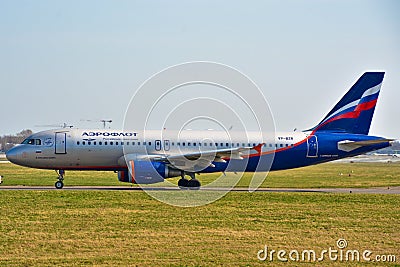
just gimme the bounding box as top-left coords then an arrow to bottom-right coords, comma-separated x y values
368,147 -> 400,155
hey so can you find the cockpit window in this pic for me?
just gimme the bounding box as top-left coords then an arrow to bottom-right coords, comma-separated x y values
22,139 -> 35,145
22,138 -> 41,145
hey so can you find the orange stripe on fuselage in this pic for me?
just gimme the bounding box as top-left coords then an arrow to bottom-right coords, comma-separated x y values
129,160 -> 136,184
245,136 -> 310,158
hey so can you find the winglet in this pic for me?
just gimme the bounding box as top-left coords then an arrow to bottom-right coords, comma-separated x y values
253,143 -> 265,154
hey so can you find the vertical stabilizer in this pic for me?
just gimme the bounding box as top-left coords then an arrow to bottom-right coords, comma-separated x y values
310,72 -> 384,134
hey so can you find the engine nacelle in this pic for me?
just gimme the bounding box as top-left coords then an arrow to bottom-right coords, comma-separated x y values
117,160 -> 182,184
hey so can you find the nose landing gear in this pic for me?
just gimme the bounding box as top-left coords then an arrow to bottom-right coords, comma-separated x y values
55,170 -> 65,189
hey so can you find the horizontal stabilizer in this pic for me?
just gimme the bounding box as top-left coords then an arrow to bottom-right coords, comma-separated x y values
338,139 -> 393,152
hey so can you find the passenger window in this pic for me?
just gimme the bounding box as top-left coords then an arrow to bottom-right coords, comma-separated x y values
126,142 -> 129,145
143,142 -> 146,145
132,142 -> 135,145
116,142 -> 119,145
82,141 -> 86,145
94,141 -> 96,145
99,141 -> 102,145
182,142 -> 185,146
104,141 -> 108,145
88,141 -> 91,145
204,143 -> 207,146
226,143 -> 229,147
77,141 -> 80,145
148,141 -> 151,146
193,142 -> 196,146
138,142 -> 140,145
172,142 -> 175,146
121,142 -> 124,145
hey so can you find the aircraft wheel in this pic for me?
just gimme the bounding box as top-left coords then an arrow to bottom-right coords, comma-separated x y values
178,178 -> 189,189
187,179 -> 201,190
55,181 -> 64,189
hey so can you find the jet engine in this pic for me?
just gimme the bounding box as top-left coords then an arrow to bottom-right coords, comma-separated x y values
117,161 -> 182,184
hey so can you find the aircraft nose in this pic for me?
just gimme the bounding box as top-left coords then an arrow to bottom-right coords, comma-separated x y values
6,146 -> 21,164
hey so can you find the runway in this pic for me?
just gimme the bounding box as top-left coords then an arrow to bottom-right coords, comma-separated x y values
0,185 -> 399,194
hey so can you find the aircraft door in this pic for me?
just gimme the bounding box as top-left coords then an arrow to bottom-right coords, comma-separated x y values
306,135 -> 318,158
55,132 -> 67,154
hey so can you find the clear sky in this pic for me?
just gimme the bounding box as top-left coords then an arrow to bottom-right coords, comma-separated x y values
1,0 -> 399,137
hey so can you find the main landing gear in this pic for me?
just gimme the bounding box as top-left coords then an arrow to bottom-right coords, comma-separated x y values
55,170 -> 65,189
178,172 -> 201,190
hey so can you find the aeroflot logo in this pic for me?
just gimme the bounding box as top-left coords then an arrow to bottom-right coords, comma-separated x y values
82,132 -> 137,137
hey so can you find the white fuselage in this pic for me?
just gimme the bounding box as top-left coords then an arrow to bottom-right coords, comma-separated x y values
7,128 -> 306,171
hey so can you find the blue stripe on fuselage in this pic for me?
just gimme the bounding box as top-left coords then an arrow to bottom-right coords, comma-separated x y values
201,133 -> 390,173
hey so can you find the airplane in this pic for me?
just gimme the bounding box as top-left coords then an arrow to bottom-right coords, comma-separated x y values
6,72 -> 396,189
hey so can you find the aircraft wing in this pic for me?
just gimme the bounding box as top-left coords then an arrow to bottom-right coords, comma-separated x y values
151,143 -> 264,169
338,139 -> 393,152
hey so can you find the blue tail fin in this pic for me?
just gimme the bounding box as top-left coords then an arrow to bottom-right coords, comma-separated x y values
310,72 -> 385,134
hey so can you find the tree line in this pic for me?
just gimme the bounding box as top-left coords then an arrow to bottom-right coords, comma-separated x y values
0,129 -> 33,152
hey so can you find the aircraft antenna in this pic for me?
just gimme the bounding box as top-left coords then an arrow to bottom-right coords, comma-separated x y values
101,120 -> 113,129
34,123 -> 73,129
80,119 -> 112,129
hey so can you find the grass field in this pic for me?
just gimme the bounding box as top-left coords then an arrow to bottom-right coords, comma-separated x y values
0,162 -> 399,266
